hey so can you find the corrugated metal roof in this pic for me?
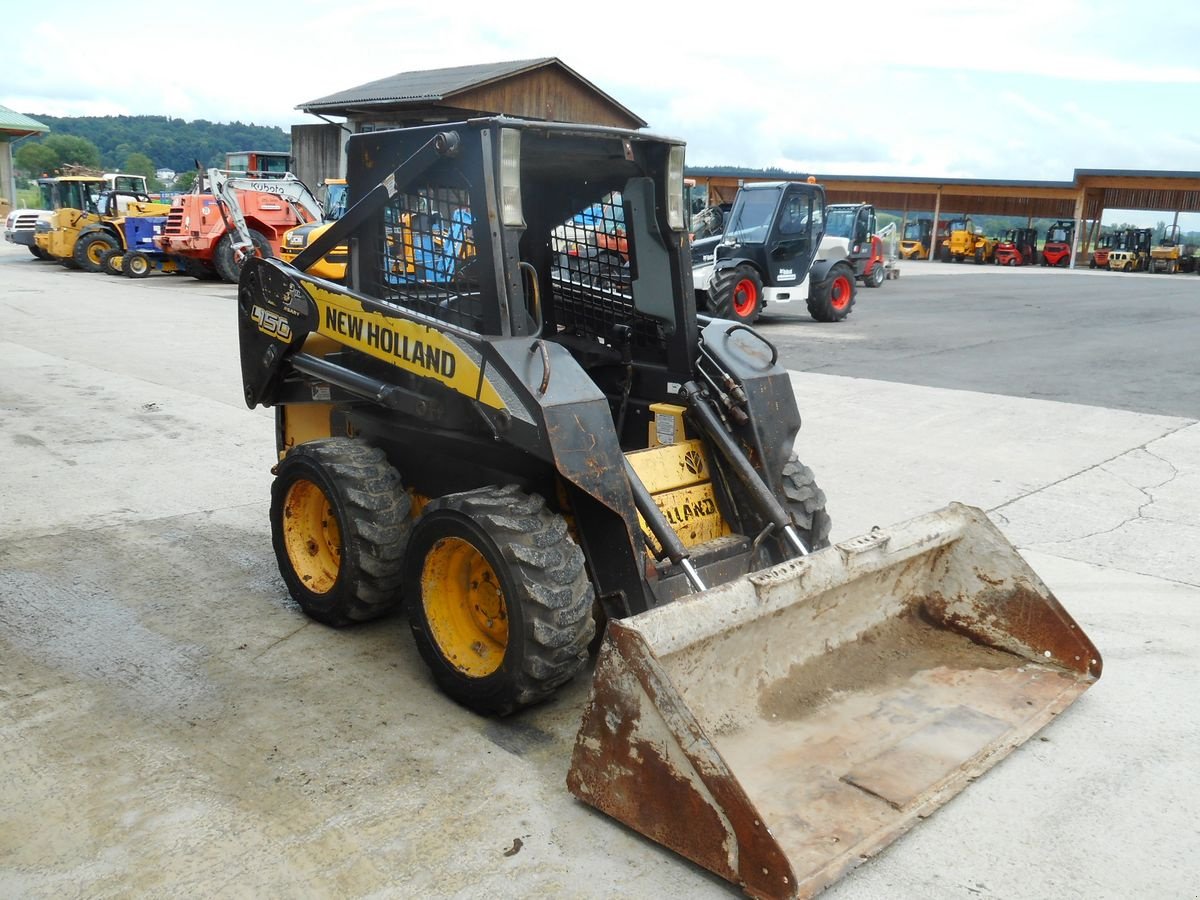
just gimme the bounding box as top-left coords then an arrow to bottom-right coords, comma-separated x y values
299,58 -> 556,110
0,105 -> 49,137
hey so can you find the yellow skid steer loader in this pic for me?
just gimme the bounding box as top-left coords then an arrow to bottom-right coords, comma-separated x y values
236,118 -> 1100,899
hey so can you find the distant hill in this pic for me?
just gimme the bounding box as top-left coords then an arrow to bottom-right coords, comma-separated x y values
23,114 -> 290,175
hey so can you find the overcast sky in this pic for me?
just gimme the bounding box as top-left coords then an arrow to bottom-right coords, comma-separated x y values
7,0 -> 1199,226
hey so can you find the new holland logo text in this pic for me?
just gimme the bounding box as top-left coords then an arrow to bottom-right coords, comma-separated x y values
325,307 -> 457,378
663,495 -> 717,525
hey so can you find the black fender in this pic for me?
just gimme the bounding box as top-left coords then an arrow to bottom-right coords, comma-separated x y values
807,256 -> 849,285
711,255 -> 761,278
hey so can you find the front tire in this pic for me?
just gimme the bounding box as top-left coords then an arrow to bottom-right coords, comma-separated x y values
807,262 -> 855,322
124,251 -> 153,278
214,229 -> 273,283
711,264 -> 763,322
100,248 -> 125,276
28,245 -> 50,260
762,454 -> 832,565
270,438 -> 411,627
404,485 -> 594,716
865,263 -> 886,288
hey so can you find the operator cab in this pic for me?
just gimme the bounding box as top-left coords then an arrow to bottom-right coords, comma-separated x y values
714,182 -> 826,290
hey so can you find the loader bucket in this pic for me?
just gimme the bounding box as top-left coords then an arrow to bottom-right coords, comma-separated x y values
568,503 -> 1101,900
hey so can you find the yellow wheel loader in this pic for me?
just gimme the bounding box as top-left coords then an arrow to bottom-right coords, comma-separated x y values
37,176 -> 170,271
237,118 -> 1101,899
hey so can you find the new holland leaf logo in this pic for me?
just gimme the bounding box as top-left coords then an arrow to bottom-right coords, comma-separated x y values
684,450 -> 704,475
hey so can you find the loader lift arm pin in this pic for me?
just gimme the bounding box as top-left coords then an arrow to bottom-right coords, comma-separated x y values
681,381 -> 810,557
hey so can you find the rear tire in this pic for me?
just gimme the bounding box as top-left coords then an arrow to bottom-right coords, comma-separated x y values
807,262 -> 855,322
404,485 -> 594,716
124,251 -> 152,278
974,249 -> 985,264
75,232 -> 118,273
711,264 -> 763,323
270,438 -> 411,627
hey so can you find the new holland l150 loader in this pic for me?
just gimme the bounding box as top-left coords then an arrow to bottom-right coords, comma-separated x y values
236,118 -> 1101,899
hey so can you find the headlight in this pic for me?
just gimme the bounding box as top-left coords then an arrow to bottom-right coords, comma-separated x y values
4,213 -> 15,229
499,127 -> 524,227
666,145 -> 685,230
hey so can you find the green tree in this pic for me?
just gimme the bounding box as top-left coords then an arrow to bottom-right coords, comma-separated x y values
122,151 -> 162,191
42,134 -> 101,170
174,170 -> 198,192
15,141 -> 58,176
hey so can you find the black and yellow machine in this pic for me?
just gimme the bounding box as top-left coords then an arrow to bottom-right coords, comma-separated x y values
237,118 -> 1101,899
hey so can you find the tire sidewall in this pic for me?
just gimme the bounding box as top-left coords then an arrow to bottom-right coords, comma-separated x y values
214,233 -> 239,283
270,450 -> 360,625
715,265 -> 763,322
404,507 -> 529,711
76,233 -> 115,272
126,252 -> 151,278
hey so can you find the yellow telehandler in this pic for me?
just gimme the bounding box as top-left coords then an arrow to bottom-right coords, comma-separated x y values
235,118 -> 1101,899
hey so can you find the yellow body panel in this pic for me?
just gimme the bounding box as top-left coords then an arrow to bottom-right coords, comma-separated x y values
304,281 -> 506,410
279,404 -> 335,459
280,221 -> 347,281
626,438 -> 730,549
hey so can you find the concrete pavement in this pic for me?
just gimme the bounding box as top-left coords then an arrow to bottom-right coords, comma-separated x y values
1,241 -> 1196,899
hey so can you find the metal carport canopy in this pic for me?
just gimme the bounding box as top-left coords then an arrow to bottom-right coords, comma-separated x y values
687,167 -> 1200,266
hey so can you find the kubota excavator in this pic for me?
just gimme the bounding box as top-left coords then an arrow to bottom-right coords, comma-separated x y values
235,118 -> 1101,900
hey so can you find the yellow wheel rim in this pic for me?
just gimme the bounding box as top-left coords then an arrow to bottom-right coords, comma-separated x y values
422,536 -> 508,677
281,479 -> 341,594
88,241 -> 108,265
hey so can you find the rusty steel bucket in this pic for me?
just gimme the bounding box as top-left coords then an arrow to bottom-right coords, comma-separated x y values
568,503 -> 1101,900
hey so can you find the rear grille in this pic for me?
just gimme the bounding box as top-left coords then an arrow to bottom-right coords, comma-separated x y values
163,206 -> 185,235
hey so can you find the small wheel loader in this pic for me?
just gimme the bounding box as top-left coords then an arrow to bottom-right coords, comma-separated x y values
237,118 -> 1101,900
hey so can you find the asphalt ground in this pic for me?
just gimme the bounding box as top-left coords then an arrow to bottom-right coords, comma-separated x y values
1,242 -> 1197,899
760,259 -> 1200,420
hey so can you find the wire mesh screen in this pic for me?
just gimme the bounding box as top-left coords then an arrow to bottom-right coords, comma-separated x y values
549,192 -> 665,351
361,184 -> 484,332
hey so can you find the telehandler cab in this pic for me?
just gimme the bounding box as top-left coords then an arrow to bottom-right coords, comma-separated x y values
237,117 -> 1101,900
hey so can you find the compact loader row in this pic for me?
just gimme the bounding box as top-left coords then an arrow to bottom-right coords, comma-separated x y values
237,118 -> 1101,899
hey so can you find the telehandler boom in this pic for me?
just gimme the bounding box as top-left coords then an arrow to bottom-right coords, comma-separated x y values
236,117 -> 1101,899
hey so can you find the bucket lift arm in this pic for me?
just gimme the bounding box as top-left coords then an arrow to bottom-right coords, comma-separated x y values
206,168 -> 323,260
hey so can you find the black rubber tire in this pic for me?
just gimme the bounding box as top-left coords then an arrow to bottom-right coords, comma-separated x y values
404,485 -> 594,716
185,258 -> 219,280
974,248 -> 985,264
806,261 -> 856,322
74,232 -> 119,273
214,229 -> 272,283
270,438 -> 411,627
28,245 -> 49,260
865,263 -> 886,287
124,251 -> 152,278
710,264 -> 763,323
100,249 -> 125,276
763,454 -> 832,564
